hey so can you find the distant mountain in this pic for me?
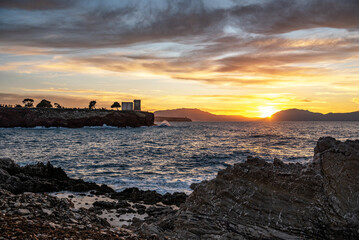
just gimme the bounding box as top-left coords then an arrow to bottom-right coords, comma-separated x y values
271,109 -> 359,121
154,108 -> 253,122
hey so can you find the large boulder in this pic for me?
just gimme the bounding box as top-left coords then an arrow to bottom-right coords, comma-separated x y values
138,137 -> 359,239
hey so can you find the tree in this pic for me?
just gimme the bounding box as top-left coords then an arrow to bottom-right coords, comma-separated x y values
89,100 -> 96,110
54,103 -> 62,109
111,102 -> 121,110
36,99 -> 52,108
22,98 -> 34,108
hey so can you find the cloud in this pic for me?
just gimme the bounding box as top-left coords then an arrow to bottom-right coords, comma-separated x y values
0,0 -> 75,10
0,0 -> 226,49
231,0 -> 359,34
1,0 -> 358,49
1,0 -> 359,90
353,98 -> 359,104
0,89 -> 145,109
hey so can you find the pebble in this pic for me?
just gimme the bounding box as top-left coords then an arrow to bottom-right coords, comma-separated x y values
42,209 -> 53,215
17,209 -> 30,215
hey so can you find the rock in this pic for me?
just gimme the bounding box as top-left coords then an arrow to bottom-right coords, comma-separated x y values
162,192 -> 187,206
0,158 -> 116,194
0,192 -> 139,239
146,206 -> 176,217
0,168 -> 10,182
17,209 -> 30,215
138,137 -> 359,239
111,187 -> 187,206
133,204 -> 146,210
42,209 -> 53,215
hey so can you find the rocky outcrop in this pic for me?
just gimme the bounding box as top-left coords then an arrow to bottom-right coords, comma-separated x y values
0,158 -> 115,194
0,158 -> 188,207
0,108 -> 154,128
138,137 -> 359,239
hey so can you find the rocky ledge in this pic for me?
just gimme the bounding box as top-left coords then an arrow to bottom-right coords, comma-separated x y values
0,158 -> 187,206
137,137 -> 359,239
0,108 -> 154,128
0,158 -> 187,239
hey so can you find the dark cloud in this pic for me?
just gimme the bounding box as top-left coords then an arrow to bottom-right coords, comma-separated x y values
0,0 -> 75,10
0,0 -> 225,48
1,0 -> 358,49
231,0 -> 359,34
1,0 -> 359,88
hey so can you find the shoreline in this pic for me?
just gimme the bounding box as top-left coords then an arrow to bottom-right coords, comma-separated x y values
1,137 -> 359,239
0,158 -> 187,239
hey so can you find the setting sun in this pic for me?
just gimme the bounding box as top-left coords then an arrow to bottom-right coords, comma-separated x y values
259,106 -> 278,118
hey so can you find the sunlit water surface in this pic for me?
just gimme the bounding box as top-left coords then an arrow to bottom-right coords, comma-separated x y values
1,121 -> 359,193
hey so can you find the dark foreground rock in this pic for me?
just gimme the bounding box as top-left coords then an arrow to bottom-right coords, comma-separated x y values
0,158 -> 187,206
137,137 -> 359,239
0,189 -> 140,239
0,108 -> 154,128
111,188 -> 187,207
0,158 -> 115,194
0,159 -> 187,239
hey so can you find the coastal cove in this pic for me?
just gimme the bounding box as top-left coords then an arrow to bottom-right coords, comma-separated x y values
1,137 -> 359,239
1,121 -> 359,194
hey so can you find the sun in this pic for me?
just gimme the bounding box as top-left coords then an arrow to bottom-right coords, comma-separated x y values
258,106 -> 278,118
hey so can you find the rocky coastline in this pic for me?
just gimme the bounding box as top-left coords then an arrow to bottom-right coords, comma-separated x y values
0,108 -> 154,128
1,137 -> 359,239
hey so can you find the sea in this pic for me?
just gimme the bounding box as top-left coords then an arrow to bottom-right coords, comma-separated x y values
1,121 -> 359,194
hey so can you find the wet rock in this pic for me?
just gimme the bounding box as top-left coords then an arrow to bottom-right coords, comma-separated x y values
111,187 -> 187,206
138,137 -> 359,239
93,200 -> 130,209
161,192 -> 187,206
0,158 -> 115,195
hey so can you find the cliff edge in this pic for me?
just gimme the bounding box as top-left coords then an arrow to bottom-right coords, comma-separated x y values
0,108 -> 154,128
138,137 -> 359,239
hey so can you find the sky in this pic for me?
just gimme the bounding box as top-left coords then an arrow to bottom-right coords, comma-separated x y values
0,0 -> 359,118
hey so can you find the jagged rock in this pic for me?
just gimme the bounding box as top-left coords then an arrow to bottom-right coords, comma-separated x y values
138,137 -> 359,239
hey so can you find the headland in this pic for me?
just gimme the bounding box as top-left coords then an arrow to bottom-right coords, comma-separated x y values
0,107 -> 154,128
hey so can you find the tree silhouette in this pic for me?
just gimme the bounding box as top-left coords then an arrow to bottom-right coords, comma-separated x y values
36,99 -> 52,108
22,98 -> 34,108
89,100 -> 96,110
111,102 -> 121,110
54,103 -> 62,109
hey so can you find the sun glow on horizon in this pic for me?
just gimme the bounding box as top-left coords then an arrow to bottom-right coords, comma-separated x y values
258,106 -> 278,118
